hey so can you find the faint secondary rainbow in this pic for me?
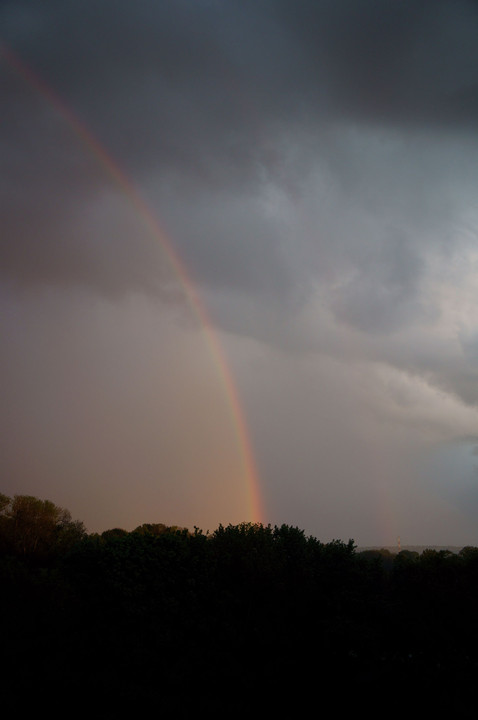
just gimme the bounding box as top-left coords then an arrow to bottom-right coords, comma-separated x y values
1,43 -> 264,524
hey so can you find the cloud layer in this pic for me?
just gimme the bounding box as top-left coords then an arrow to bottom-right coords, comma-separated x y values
2,1 -> 478,542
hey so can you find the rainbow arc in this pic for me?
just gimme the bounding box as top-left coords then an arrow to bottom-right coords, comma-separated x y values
1,43 -> 264,524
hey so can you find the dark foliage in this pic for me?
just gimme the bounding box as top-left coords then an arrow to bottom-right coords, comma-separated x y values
1,496 -> 477,715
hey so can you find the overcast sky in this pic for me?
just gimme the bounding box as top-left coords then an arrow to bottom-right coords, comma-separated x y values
2,0 -> 478,545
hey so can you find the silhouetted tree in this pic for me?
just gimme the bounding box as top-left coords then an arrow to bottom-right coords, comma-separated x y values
0,494 -> 86,557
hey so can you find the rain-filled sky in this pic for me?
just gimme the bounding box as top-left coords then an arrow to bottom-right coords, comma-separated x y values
2,0 -> 478,545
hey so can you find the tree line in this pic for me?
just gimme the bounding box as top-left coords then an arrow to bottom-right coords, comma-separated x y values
1,493 -> 477,715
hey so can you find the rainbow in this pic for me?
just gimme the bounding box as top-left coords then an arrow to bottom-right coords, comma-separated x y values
1,43 -> 264,524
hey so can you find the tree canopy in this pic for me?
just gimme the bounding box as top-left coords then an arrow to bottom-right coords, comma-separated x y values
0,493 -> 86,557
1,492 -> 477,715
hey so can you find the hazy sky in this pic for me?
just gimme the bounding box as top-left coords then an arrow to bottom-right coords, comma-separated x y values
2,0 -> 478,545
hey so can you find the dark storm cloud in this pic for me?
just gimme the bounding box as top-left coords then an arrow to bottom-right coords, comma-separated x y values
3,0 -> 478,172
1,1 -> 291,295
3,0 -> 478,543
2,0 -> 478,317
272,0 -> 478,129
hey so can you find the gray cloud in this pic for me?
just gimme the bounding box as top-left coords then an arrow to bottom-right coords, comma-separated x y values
330,227 -> 423,334
3,1 -> 478,178
3,1 -> 478,300
2,1 -> 478,541
272,0 -> 478,128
